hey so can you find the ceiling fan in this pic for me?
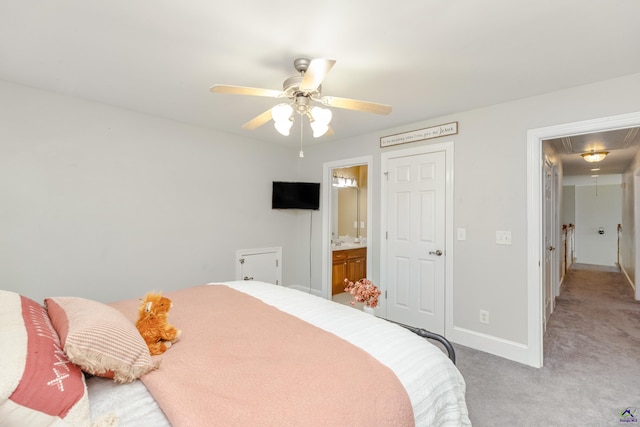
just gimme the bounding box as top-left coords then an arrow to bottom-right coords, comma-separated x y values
209,58 -> 392,138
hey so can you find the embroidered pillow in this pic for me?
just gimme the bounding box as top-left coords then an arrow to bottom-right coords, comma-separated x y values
45,296 -> 158,383
0,290 -> 90,426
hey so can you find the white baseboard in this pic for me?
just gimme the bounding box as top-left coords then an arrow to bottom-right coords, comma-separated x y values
284,284 -> 323,297
448,326 -> 538,368
619,263 -> 636,292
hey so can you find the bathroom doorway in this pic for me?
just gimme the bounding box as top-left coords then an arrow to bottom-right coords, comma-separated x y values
321,156 -> 373,304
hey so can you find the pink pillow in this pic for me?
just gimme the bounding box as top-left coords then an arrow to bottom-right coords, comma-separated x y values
46,296 -> 158,383
0,290 -> 90,426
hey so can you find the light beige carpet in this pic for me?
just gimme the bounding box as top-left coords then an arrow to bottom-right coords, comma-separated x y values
454,263 -> 640,426
332,291 -> 366,310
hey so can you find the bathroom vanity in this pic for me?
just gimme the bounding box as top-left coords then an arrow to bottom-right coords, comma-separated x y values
332,245 -> 367,296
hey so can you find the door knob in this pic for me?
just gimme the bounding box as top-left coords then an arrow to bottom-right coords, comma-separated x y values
429,250 -> 443,256
547,246 -> 555,251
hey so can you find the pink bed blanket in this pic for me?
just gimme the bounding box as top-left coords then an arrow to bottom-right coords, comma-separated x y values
110,284 -> 414,426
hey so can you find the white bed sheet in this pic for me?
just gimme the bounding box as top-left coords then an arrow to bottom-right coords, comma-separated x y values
87,375 -> 171,427
87,281 -> 470,426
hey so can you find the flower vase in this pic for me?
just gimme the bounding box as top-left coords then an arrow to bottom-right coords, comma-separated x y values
363,305 -> 375,315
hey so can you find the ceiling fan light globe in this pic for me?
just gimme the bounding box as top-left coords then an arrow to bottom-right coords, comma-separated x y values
274,119 -> 293,136
310,106 -> 332,125
272,103 -> 293,121
310,121 -> 329,138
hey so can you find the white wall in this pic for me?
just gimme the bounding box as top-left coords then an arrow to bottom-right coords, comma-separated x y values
298,72 -> 640,363
0,80 -> 307,303
563,175 -> 623,267
574,184 -> 622,266
3,71 -> 640,365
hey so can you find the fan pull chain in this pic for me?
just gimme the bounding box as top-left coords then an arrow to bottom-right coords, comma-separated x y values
299,115 -> 304,158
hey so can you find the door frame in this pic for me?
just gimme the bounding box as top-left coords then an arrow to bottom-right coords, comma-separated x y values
380,141 -> 454,335
321,155 -> 373,300
527,110 -> 640,368
635,170 -> 640,301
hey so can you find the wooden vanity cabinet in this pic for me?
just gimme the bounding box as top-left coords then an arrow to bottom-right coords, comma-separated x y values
332,251 -> 348,295
346,249 -> 366,285
332,247 -> 367,295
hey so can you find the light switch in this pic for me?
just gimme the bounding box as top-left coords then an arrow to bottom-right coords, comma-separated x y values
457,228 -> 466,241
496,231 -> 512,245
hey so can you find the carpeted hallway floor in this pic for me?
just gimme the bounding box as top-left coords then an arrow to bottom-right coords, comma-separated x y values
454,263 -> 640,426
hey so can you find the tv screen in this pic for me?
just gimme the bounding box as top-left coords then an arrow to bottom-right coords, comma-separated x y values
272,181 -> 320,210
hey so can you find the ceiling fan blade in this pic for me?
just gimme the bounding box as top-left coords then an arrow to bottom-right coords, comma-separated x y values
210,84 -> 283,98
321,96 -> 392,115
242,109 -> 273,130
300,58 -> 336,91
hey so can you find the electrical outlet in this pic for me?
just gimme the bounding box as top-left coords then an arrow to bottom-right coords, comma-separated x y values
479,310 -> 489,324
354,221 -> 358,229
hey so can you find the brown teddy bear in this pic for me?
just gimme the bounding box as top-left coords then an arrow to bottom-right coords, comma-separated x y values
136,292 -> 181,355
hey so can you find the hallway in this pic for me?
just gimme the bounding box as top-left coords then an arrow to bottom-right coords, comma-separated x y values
456,263 -> 640,426
545,263 -> 639,367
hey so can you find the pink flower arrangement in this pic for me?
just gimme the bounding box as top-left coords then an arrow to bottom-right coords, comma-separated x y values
344,278 -> 381,308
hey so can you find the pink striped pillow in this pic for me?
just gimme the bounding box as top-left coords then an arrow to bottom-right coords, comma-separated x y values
45,296 -> 158,383
0,290 -> 90,426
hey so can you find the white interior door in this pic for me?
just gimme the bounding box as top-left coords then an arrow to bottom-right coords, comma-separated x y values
543,163 -> 554,331
385,150 -> 446,334
553,168 -> 560,299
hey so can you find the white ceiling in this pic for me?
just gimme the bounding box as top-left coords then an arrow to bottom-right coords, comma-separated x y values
546,128 -> 640,176
2,1 -> 640,152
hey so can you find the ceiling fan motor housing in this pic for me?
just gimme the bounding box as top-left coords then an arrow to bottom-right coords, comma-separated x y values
283,76 -> 321,99
294,95 -> 310,114
293,58 -> 310,73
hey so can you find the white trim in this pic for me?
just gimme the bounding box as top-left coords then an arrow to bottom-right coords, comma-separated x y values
448,326 -> 530,364
380,141 -> 454,336
287,283 -> 323,296
634,169 -> 640,301
321,155 -> 374,300
619,263 -> 635,292
527,110 -> 640,368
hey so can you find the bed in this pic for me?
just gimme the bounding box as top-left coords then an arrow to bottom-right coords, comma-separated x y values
1,281 -> 470,426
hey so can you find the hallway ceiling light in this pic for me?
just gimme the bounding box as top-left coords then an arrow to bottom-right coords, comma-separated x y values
581,150 -> 608,163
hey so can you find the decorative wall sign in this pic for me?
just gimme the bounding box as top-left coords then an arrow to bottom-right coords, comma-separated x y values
380,122 -> 458,147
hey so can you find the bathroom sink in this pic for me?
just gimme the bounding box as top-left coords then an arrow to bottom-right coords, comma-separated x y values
332,242 -> 366,250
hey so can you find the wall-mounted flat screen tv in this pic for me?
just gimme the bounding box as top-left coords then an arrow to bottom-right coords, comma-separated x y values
272,181 -> 320,210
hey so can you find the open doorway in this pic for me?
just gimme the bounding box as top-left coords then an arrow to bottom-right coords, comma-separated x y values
321,156 -> 373,304
329,165 -> 368,306
527,111 -> 640,368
